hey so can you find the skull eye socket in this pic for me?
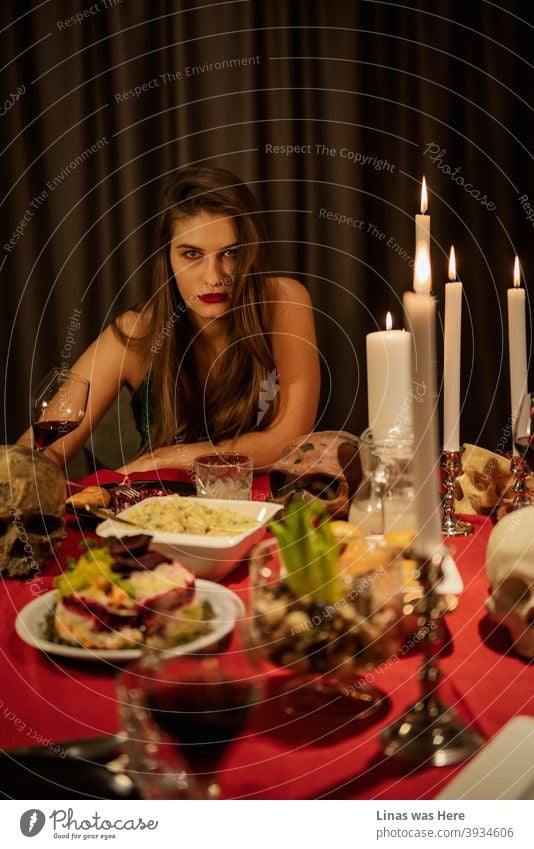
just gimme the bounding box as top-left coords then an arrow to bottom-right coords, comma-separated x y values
498,577 -> 531,610
9,537 -> 35,560
269,472 -> 295,499
269,473 -> 341,501
303,476 -> 341,500
21,515 -> 62,535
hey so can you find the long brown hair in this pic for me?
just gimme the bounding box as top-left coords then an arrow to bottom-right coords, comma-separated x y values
113,166 -> 276,449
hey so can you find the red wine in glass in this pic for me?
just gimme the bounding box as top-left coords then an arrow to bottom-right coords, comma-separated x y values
32,420 -> 80,451
146,678 -> 259,777
32,368 -> 89,452
514,436 -> 534,473
122,652 -> 263,799
513,392 -> 534,473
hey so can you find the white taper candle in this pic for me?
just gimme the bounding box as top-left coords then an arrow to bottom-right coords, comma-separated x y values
404,291 -> 443,557
508,256 -> 528,453
443,247 -> 463,452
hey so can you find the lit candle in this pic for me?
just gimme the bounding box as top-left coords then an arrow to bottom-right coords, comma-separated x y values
404,290 -> 442,557
413,241 -> 432,294
508,256 -> 528,450
414,177 -> 430,290
443,246 -> 463,452
366,312 -> 412,436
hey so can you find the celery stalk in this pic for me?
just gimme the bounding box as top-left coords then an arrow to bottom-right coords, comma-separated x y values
268,499 -> 343,603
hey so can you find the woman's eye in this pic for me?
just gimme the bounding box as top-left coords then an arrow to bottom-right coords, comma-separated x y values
224,248 -> 238,258
184,249 -> 200,259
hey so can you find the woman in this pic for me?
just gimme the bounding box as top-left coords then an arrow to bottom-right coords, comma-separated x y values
22,166 -> 320,472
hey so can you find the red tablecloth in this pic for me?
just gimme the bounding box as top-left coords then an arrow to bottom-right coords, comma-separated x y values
1,474 -> 533,799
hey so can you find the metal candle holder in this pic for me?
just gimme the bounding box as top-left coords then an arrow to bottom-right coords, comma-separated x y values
381,550 -> 483,766
441,449 -> 473,536
510,454 -> 531,509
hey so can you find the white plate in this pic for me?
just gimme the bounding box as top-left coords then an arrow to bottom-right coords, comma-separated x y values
438,716 -> 534,799
365,536 -> 463,595
96,496 -> 282,580
15,580 -> 245,663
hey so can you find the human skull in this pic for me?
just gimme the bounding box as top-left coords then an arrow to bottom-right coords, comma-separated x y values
453,444 -> 532,515
486,506 -> 534,659
0,445 -> 66,577
269,431 -> 361,518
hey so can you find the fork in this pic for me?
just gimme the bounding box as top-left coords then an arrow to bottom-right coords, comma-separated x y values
112,478 -> 141,501
66,478 -> 140,500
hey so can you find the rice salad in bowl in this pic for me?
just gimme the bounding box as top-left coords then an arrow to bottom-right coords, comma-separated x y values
117,495 -> 259,536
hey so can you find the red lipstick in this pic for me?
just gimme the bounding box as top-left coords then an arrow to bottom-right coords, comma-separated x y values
199,293 -> 227,304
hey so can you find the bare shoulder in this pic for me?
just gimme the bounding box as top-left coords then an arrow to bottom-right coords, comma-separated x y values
266,276 -> 312,306
267,277 -> 317,344
114,307 -> 152,340
103,309 -> 151,388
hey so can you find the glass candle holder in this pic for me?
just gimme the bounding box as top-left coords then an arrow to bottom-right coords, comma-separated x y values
349,426 -> 415,535
249,536 -> 404,718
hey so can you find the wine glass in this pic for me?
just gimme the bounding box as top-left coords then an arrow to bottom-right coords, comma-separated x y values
32,368 -> 89,452
511,391 -> 534,508
118,650 -> 263,800
514,392 -> 534,469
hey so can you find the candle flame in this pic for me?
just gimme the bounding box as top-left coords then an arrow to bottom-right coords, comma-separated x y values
448,246 -> 457,281
514,255 -> 521,288
414,242 -> 432,293
386,312 -> 393,331
420,176 -> 428,214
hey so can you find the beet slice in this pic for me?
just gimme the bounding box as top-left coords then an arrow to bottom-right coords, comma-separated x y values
62,597 -> 141,631
108,535 -> 152,557
137,486 -> 171,500
111,550 -> 171,573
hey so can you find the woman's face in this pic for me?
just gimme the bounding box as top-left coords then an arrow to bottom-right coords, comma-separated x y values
169,212 -> 239,331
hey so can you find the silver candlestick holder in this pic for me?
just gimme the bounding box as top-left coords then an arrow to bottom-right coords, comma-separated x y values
381,549 -> 483,765
510,454 -> 531,509
441,449 -> 473,536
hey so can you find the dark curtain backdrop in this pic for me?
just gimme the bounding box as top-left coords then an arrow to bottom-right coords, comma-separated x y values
1,0 -> 533,455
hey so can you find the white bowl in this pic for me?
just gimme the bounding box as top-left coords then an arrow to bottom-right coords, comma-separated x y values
96,496 -> 282,580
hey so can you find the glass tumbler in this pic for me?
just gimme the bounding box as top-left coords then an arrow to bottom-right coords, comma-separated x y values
194,453 -> 253,500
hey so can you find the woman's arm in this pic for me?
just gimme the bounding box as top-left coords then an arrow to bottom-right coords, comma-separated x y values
118,278 -> 320,473
18,312 -> 147,467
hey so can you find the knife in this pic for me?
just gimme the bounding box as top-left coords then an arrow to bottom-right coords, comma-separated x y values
1,733 -> 124,762
81,505 -> 142,530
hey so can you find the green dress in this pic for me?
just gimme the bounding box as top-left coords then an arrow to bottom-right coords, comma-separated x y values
130,377 -> 153,445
